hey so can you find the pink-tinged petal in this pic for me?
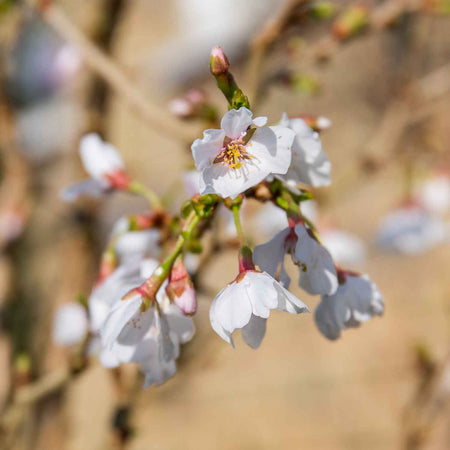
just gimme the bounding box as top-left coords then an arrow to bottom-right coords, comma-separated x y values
182,170 -> 201,196
200,162 -> 268,199
221,107 -> 253,138
61,179 -> 109,201
100,295 -> 142,348
252,116 -> 268,127
191,129 -> 225,170
242,315 -> 267,349
253,228 -> 290,277
80,133 -> 124,180
244,272 -> 278,318
249,126 -> 294,175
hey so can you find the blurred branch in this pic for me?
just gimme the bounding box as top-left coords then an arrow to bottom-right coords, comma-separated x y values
402,349 -> 450,450
36,3 -> 198,143
245,0 -> 309,106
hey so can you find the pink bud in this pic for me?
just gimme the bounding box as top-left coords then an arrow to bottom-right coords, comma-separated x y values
168,99 -> 193,118
210,46 -> 230,75
173,285 -> 197,315
166,257 -> 197,315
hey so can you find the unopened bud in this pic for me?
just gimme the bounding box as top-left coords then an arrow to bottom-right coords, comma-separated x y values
168,99 -> 193,118
238,246 -> 255,273
210,46 -> 230,75
166,257 -> 197,315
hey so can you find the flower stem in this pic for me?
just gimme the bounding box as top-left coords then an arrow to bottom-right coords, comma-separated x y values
231,204 -> 245,244
141,211 -> 200,305
127,181 -> 163,210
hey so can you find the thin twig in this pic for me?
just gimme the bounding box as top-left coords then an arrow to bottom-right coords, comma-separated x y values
38,4 -> 199,143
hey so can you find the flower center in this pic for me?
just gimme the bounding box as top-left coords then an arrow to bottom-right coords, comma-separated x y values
214,137 -> 252,169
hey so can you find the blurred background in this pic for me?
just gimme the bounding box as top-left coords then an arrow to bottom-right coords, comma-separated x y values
0,0 -> 450,449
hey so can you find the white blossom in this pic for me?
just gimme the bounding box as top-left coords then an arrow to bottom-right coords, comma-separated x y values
210,271 -> 309,348
253,224 -> 338,295
62,134 -> 127,201
52,302 -> 88,346
278,114 -> 331,188
314,274 -> 384,340
191,107 -> 294,199
99,265 -> 195,387
376,206 -> 449,255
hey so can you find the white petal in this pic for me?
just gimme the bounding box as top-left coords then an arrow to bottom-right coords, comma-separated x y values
98,346 -> 121,368
142,358 -> 177,388
79,133 -> 124,181
250,126 -> 294,175
200,162 -> 267,199
221,107 -> 253,138
320,230 -> 366,266
294,225 -> 338,296
156,311 -> 176,362
100,295 -> 142,348
165,304 -> 196,343
244,271 -> 279,318
252,116 -> 268,127
191,129 -> 225,170
314,297 -> 342,340
242,315 -> 267,349
52,303 -> 88,346
61,179 -> 109,201
209,282 -> 252,345
115,230 -> 161,263
272,278 -> 310,314
253,228 -> 290,277
182,170 -> 201,197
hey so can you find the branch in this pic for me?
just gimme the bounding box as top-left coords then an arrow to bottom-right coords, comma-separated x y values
38,4 -> 199,143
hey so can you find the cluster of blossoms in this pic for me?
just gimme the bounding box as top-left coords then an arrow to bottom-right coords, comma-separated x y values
53,47 -> 385,388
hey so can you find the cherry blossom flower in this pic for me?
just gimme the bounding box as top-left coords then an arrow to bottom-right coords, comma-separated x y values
62,134 -> 130,201
376,205 -> 449,255
278,114 -> 331,188
314,273 -> 384,340
253,223 -> 338,295
52,302 -> 88,346
210,249 -> 309,349
99,260 -> 195,387
191,107 -> 295,199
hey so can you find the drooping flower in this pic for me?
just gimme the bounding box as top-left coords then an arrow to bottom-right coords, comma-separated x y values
191,107 -> 295,199
209,248 -> 309,348
376,205 -> 449,255
52,302 -> 88,346
62,134 -> 130,201
314,273 -> 384,340
99,260 -> 195,387
253,223 -> 338,295
278,114 -> 331,188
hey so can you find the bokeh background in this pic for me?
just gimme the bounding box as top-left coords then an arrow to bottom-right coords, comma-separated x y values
0,0 -> 450,449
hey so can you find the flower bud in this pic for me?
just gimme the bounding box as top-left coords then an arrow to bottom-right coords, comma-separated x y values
210,46 -> 230,75
166,257 -> 197,315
